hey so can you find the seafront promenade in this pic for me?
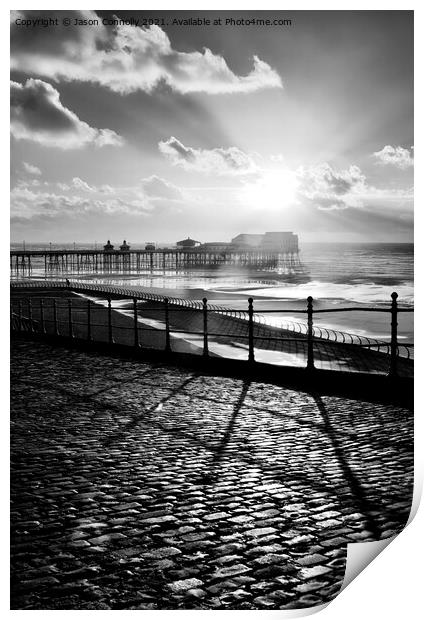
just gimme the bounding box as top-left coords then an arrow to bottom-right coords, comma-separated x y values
10,339 -> 413,610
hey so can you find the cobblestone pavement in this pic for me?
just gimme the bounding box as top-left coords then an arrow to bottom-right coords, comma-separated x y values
10,339 -> 413,610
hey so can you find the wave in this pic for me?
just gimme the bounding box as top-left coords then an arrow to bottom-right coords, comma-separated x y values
232,280 -> 414,305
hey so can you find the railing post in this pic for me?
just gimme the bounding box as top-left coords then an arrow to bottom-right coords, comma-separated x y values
164,297 -> 171,352
18,300 -> 22,332
87,299 -> 92,341
52,299 -> 58,335
107,297 -> 113,344
389,291 -> 398,377
40,299 -> 45,334
133,298 -> 139,348
28,299 -> 33,332
248,297 -> 255,363
307,296 -> 315,370
68,299 -> 73,338
203,297 -> 209,357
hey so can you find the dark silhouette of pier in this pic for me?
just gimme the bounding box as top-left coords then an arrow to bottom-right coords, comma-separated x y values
10,247 -> 305,275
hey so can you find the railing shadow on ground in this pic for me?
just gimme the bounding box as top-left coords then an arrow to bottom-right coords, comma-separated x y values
16,356 -> 410,538
310,393 -> 382,537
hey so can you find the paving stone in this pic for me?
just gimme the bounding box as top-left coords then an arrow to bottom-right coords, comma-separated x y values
228,515 -> 254,524
214,554 -> 242,565
296,554 -> 328,566
181,532 -> 214,542
206,579 -> 239,594
146,546 -> 182,559
245,527 -> 277,538
213,543 -> 243,556
187,588 -> 207,599
253,509 -> 280,519
168,578 -> 204,592
253,553 -> 291,565
68,540 -> 91,549
204,512 -> 230,521
88,533 -> 127,544
141,516 -> 177,525
213,564 -> 252,578
318,519 -> 343,529
153,559 -> 175,570
19,576 -> 61,590
320,537 -> 349,548
296,581 -> 328,594
300,565 -> 333,579
314,511 -> 343,521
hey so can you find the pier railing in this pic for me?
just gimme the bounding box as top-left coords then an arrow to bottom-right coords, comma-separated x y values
10,281 -> 413,378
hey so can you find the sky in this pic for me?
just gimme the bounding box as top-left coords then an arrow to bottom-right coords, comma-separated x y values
10,10 -> 413,244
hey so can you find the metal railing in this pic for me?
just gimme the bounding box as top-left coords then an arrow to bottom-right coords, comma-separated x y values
10,279 -> 413,356
10,282 -> 414,378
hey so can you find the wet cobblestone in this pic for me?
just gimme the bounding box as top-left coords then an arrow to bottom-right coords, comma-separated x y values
10,339 -> 413,609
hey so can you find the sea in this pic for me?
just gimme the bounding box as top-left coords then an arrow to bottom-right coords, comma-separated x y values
10,242 -> 414,344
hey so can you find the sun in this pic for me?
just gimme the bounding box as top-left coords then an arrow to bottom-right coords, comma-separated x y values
242,169 -> 299,211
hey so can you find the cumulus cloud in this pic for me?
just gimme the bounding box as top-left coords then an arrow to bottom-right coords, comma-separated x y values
11,11 -> 282,95
10,174 -> 184,221
11,79 -> 124,149
71,178 -> 116,194
141,175 -> 183,200
72,177 -> 95,192
373,145 -> 414,169
22,162 -> 41,176
296,163 -> 367,210
159,137 -> 259,176
10,186 -> 150,220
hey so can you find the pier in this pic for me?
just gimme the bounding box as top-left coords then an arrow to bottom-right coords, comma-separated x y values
9,248 -> 304,275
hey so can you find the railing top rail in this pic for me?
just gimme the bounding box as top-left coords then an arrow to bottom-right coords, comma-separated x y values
8,296 -> 414,314
10,280 -> 414,310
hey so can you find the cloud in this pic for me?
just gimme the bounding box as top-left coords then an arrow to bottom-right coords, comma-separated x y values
373,145 -> 414,169
294,162 -> 413,211
10,79 -> 124,149
70,178 -> 116,194
72,177 -> 95,192
10,186 -> 151,220
141,175 -> 183,200
296,163 -> 367,210
10,175 -> 184,221
11,11 -> 282,95
159,137 -> 259,176
22,162 -> 41,176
